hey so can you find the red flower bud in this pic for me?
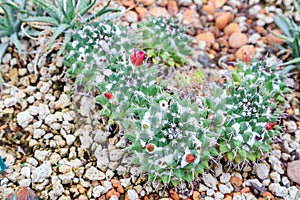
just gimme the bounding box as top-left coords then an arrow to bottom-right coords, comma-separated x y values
265,122 -> 277,130
244,52 -> 251,63
130,49 -> 146,67
104,92 -> 113,100
146,144 -> 155,153
186,154 -> 195,163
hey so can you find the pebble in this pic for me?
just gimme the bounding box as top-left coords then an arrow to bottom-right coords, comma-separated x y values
168,0 -> 178,16
219,183 -> 233,194
178,0 -> 192,6
235,45 -> 255,61
135,6 -> 148,20
198,53 -> 212,66
196,31 -> 215,44
32,161 -> 52,183
203,173 -> 218,190
224,23 -> 240,35
4,97 -> 18,107
136,0 -> 155,6
84,167 -> 106,181
287,160 -> 300,184
49,181 -> 64,199
220,173 -> 231,183
59,171 -> 75,184
149,7 -> 168,18
17,111 -> 34,128
34,150 -> 49,161
269,183 -> 288,198
215,12 -> 232,30
120,178 -> 131,188
255,163 -> 270,180
109,149 -> 125,162
269,155 -> 284,174
229,32 -> 248,48
125,11 -> 138,22
285,121 -> 297,132
19,179 -> 31,187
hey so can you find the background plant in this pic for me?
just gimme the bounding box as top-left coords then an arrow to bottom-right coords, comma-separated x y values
272,0 -> 300,73
136,17 -> 192,68
20,0 -> 119,55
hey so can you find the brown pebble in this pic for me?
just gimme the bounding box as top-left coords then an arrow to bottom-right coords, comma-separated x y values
106,189 -> 116,199
170,188 -> 180,200
267,29 -> 285,45
192,191 -> 200,200
111,179 -> 121,187
230,176 -> 243,187
235,45 -> 255,61
149,7 -> 168,18
262,191 -> 275,200
117,185 -> 124,193
196,31 -> 215,44
135,6 -> 149,20
224,23 -> 240,35
211,0 -> 227,8
287,160 -> 300,184
168,0 -> 179,16
240,186 -> 250,193
119,0 -> 135,7
136,0 -> 155,6
215,12 -> 232,30
125,10 -> 138,22
76,184 -> 87,194
183,10 -> 198,24
229,32 -> 248,48
202,4 -> 215,15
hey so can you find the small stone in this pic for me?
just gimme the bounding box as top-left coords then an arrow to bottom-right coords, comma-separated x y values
19,179 -> 31,187
235,45 -> 255,61
92,186 -> 106,198
224,23 -> 240,35
202,5 -> 215,15
168,0 -> 178,16
120,178 -> 131,188
49,181 -> 64,199
119,0 -> 135,7
230,176 -> 243,187
17,111 -> 34,128
149,7 -> 168,18
193,191 -> 200,200
21,167 -> 31,178
269,183 -> 288,197
183,9 -> 198,25
229,32 -> 248,48
59,171 -> 75,184
136,0 -> 155,6
109,149 -> 125,162
40,82 -> 51,93
270,171 -> 281,183
255,163 -> 270,180
269,155 -> 284,174
196,32 -> 215,44
64,134 -> 76,145
215,12 -> 232,30
284,121 -> 297,132
85,167 -> 105,181
287,160 -> 300,184
34,150 -> 49,161
220,173 -> 231,183
267,29 -> 285,45
32,161 -> 52,183
198,53 -> 212,66
125,11 -> 138,22
33,129 -> 46,139
211,0 -> 227,8
177,0 -> 192,6
219,183 -> 233,194
203,173 -> 218,190
4,97 -> 17,107
135,7 -> 148,20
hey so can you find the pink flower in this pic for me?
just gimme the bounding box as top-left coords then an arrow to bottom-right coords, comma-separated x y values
130,49 -> 146,67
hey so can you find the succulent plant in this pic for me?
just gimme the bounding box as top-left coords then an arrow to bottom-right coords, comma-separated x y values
217,60 -> 290,163
126,95 -> 218,186
136,17 -> 192,67
64,21 -> 134,89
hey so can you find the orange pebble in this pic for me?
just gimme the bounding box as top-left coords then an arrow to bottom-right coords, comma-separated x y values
262,191 -> 275,200
240,186 -> 250,193
117,185 -> 124,193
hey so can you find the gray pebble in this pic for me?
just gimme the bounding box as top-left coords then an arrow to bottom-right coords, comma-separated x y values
32,161 -> 52,183
17,111 -> 33,128
269,183 -> 288,197
220,173 -> 231,183
85,167 -> 105,181
127,189 -> 138,200
255,163 -> 270,180
4,97 -> 17,107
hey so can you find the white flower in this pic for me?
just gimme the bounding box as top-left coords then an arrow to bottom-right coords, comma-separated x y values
72,40 -> 79,48
159,100 -> 168,111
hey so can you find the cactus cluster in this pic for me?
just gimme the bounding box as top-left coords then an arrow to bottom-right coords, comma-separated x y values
126,95 -> 218,186
62,16 -> 290,187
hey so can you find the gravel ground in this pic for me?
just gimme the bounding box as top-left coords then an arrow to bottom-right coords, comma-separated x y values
0,0 -> 300,199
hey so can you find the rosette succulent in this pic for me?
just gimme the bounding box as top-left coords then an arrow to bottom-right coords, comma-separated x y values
126,95 -> 218,186
218,60 -> 290,163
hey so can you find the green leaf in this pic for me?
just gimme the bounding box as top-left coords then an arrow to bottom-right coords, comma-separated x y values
227,152 -> 234,161
173,168 -> 184,179
195,164 -> 204,174
10,32 -> 22,53
161,174 -> 169,185
33,0 -> 63,20
281,57 -> 300,66
95,95 -> 109,105
98,108 -> 110,117
0,42 -> 9,62
183,172 -> 193,182
86,0 -> 120,22
171,179 -> 179,187
20,16 -> 60,26
65,0 -> 75,23
48,24 -> 70,50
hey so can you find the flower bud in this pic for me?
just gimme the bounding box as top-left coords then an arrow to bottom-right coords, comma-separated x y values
130,49 -> 146,67
264,122 -> 277,130
104,92 -> 113,99
185,154 -> 195,163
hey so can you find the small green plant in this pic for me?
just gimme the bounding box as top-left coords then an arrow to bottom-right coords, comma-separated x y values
0,0 -> 28,60
272,0 -> 300,73
21,0 -> 119,54
136,17 -> 192,67
126,94 -> 218,186
64,21 -> 134,89
216,60 -> 290,163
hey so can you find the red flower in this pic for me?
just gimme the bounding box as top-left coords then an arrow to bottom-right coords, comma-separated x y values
146,144 -> 155,153
265,122 -> 277,130
104,92 -> 113,100
130,49 -> 146,67
186,154 -> 195,163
